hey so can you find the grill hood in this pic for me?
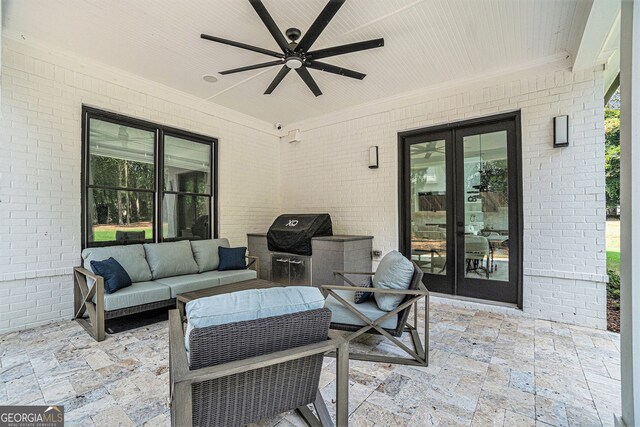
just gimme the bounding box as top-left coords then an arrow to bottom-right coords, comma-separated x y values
267,214 -> 333,256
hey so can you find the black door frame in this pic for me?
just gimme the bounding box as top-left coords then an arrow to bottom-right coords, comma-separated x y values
398,111 -> 523,308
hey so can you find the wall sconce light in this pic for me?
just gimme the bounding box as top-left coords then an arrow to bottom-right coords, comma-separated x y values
369,146 -> 379,169
554,115 -> 569,147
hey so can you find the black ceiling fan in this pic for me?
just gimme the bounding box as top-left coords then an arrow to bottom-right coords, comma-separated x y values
201,0 -> 384,96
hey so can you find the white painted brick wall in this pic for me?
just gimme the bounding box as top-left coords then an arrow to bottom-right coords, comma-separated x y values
0,36 -> 608,333
0,38 -> 281,333
280,63 -> 607,329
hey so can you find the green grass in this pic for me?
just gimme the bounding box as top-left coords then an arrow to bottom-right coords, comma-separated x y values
607,219 -> 621,274
93,228 -> 152,242
607,250 -> 620,273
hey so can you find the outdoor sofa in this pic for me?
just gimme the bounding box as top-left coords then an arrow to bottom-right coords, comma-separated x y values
74,238 -> 258,341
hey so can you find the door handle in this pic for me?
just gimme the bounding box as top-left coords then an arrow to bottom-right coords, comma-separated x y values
276,258 -> 289,263
289,260 -> 303,265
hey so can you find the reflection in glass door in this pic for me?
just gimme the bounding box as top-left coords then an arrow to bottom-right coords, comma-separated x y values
400,114 -> 521,306
407,132 -> 454,295
461,131 -> 509,282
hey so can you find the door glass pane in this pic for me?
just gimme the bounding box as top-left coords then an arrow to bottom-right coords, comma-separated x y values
88,119 -> 155,189
87,189 -> 153,244
410,140 -> 447,275
163,194 -> 210,239
164,136 -> 211,194
463,131 -> 509,281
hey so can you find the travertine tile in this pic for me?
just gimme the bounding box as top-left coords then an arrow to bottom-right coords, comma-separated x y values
41,379 -> 76,403
535,395 -> 569,427
504,410 -> 537,426
0,302 -> 621,427
91,405 -> 135,427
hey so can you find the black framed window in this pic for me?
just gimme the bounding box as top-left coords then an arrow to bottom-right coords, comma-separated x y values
162,134 -> 213,241
82,106 -> 218,248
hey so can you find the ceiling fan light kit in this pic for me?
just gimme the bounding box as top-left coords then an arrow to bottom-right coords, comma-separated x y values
201,0 -> 384,96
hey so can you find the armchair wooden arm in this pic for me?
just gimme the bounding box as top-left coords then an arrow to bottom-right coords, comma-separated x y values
333,270 -> 375,288
333,271 -> 375,276
320,284 -> 430,296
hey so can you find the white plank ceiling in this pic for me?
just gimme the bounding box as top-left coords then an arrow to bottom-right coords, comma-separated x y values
2,0 -> 592,124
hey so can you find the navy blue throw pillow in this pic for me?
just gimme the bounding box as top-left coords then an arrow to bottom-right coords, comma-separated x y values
218,246 -> 247,271
354,277 -> 373,304
90,257 -> 132,294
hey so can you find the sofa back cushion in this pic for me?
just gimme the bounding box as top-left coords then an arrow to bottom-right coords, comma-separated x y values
144,241 -> 199,279
190,238 -> 230,272
82,244 -> 152,283
372,250 -> 415,311
185,286 -> 325,350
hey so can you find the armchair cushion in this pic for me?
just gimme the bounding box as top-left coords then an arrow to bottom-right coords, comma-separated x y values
372,251 -> 414,311
185,286 -> 325,350
326,289 -> 398,329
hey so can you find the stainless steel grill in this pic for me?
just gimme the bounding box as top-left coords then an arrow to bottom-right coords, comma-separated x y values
270,253 -> 312,286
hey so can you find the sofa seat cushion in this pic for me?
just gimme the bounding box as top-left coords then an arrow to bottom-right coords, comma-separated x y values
203,269 -> 257,286
143,241 -> 199,279
94,281 -> 171,312
325,289 -> 398,330
82,244 -> 152,283
155,271 -> 223,298
185,286 -> 325,350
190,238 -> 230,272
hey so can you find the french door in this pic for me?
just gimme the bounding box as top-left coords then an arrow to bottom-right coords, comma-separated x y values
399,113 -> 522,306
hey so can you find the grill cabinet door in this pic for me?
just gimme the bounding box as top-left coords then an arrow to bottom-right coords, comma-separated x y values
271,255 -> 291,285
289,256 -> 311,286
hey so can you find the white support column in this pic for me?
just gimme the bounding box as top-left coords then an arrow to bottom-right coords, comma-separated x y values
617,0 -> 640,426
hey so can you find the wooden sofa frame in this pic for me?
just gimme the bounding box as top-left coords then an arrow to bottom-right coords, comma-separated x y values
73,256 -> 258,342
168,309 -> 350,426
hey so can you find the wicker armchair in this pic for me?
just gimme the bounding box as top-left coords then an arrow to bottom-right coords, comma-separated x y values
168,308 -> 349,427
321,261 -> 429,366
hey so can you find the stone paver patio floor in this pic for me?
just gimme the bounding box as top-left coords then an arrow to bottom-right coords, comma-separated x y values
0,302 -> 621,426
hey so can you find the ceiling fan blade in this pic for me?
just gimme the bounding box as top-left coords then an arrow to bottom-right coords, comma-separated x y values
307,38 -> 384,60
201,33 -> 283,58
264,66 -> 291,94
296,0 -> 345,52
219,60 -> 283,75
306,61 -> 366,80
249,0 -> 290,52
296,67 -> 322,97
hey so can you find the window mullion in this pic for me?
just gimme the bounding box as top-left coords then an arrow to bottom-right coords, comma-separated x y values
156,128 -> 163,243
